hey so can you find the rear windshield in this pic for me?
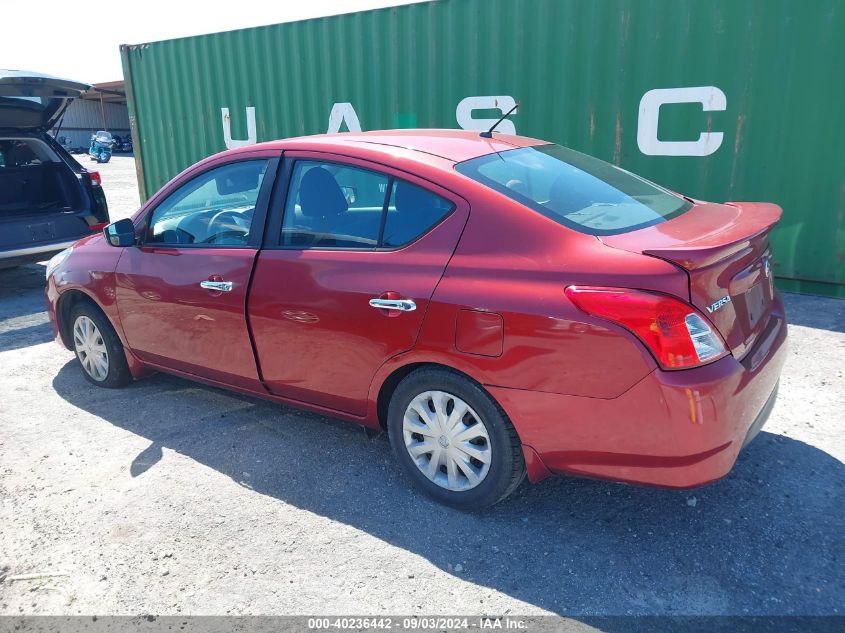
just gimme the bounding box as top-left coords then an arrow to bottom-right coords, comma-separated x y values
455,144 -> 692,235
0,138 -> 56,167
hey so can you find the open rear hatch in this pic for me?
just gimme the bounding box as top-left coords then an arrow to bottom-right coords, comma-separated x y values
601,201 -> 782,359
0,70 -> 89,131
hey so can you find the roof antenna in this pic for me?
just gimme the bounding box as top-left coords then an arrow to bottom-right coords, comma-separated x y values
480,101 -> 519,138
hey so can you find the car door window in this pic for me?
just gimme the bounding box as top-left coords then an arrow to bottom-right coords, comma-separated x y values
147,160 -> 269,246
382,180 -> 454,247
281,161 -> 389,248
281,160 -> 454,249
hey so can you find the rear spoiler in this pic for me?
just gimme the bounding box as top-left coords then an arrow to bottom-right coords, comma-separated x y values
641,203 -> 782,270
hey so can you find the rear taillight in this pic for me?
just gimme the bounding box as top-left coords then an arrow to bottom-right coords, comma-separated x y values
565,286 -> 728,370
88,171 -> 102,187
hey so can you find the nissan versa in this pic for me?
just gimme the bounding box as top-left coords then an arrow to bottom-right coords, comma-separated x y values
45,130 -> 787,510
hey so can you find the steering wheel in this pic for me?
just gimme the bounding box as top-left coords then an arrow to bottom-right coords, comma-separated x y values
202,230 -> 249,245
202,209 -> 249,244
208,208 -> 247,230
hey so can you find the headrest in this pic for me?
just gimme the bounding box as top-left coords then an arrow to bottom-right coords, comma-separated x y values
299,167 -> 348,219
549,174 -> 595,214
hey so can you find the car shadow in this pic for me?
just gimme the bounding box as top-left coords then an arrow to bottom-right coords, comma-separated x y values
0,263 -> 54,352
0,321 -> 53,353
782,292 -> 845,333
50,361 -> 844,616
0,263 -> 47,313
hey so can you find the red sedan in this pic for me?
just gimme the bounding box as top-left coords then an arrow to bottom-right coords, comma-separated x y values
45,130 -> 787,510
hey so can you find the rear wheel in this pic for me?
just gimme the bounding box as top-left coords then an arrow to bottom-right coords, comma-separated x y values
69,302 -> 131,388
387,367 -> 525,510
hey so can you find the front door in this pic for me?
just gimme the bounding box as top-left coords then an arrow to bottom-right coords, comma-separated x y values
115,157 -> 276,389
248,154 -> 469,415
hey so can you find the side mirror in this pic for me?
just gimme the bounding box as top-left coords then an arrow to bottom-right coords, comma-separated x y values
104,218 -> 136,247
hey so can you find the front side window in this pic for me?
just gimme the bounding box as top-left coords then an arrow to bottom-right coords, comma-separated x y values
282,160 -> 454,249
455,144 -> 692,235
147,160 -> 268,246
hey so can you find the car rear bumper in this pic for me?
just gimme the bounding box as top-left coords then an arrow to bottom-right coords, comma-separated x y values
0,238 -> 78,267
490,293 -> 788,488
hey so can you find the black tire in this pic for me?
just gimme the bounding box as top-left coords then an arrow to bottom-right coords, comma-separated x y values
68,300 -> 132,389
387,367 -> 525,511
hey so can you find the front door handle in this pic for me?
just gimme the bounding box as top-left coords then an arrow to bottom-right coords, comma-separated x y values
369,298 -> 416,312
200,280 -> 233,292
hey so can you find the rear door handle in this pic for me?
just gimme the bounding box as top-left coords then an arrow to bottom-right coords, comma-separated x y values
368,298 -> 416,312
200,280 -> 233,292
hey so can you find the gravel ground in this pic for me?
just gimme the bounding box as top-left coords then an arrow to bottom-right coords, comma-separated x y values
0,161 -> 843,617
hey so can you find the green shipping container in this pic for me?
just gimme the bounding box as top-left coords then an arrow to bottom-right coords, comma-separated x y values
120,0 -> 845,296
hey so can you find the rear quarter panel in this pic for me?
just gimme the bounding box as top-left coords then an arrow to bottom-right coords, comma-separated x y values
373,185 -> 691,402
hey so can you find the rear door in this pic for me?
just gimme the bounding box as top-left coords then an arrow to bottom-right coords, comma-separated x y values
115,154 -> 278,389
0,71 -> 89,130
248,152 -> 469,415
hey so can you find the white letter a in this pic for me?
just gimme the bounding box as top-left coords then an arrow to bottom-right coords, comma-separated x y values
327,103 -> 362,133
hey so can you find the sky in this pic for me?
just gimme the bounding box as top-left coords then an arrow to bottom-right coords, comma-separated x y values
0,0 -> 425,84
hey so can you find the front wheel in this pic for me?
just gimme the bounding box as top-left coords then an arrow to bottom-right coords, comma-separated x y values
69,302 -> 132,388
387,367 -> 525,511
98,151 -> 110,163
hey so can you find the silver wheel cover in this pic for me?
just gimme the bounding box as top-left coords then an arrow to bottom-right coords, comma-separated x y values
73,316 -> 109,382
402,390 -> 492,491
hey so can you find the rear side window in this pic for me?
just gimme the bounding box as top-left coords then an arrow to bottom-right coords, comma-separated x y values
282,162 -> 387,248
383,181 -> 453,248
455,144 -> 692,235
281,160 -> 454,249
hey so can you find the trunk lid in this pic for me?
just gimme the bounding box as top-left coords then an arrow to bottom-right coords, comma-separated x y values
600,201 -> 782,359
0,70 -> 89,131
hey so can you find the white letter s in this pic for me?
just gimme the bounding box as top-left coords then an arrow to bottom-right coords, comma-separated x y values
456,96 -> 517,134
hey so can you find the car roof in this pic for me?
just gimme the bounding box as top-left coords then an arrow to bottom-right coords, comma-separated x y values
246,129 -> 548,163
